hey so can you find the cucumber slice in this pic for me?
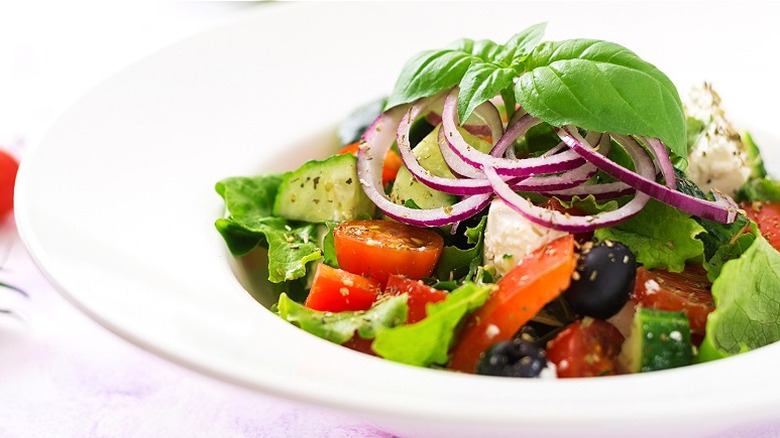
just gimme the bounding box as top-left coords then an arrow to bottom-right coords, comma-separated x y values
273,154 -> 375,223
619,308 -> 693,373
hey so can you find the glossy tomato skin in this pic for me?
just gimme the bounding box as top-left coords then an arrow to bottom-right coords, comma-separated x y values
339,142 -> 402,185
0,150 -> 19,219
384,274 -> 448,323
632,265 -> 713,334
304,264 -> 381,312
545,318 -> 625,378
448,235 -> 577,373
743,201 -> 780,251
334,220 -> 444,286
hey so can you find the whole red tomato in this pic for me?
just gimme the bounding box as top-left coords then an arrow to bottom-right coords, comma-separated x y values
0,150 -> 19,219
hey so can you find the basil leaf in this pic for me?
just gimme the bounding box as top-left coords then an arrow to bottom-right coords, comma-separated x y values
457,62 -> 516,125
497,22 -> 546,66
470,39 -> 503,63
386,48 -> 475,109
517,39 -> 686,158
277,293 -> 408,344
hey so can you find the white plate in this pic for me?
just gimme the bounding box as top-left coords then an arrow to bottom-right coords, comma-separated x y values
15,3 -> 780,437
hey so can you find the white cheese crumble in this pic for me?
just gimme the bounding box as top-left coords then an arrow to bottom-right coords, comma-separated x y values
684,83 -> 751,196
539,361 -> 558,379
482,198 -> 567,278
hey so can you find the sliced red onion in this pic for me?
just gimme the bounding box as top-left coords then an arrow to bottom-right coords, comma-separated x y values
441,90 -> 584,177
396,99 -> 495,195
509,132 -> 606,192
438,127 -> 488,179
640,136 -> 677,189
558,127 -> 738,223
357,105 -> 492,227
425,112 -> 494,138
486,132 -> 656,232
543,181 -> 634,200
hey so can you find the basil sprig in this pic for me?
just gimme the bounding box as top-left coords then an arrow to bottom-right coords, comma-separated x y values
386,24 -> 686,159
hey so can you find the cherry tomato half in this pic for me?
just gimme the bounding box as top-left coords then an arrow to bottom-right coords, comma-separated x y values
0,150 -> 19,219
304,264 -> 381,312
448,234 -> 577,373
545,318 -> 625,378
632,265 -> 713,334
743,201 -> 780,251
385,274 -> 448,324
339,142 -> 403,185
334,220 -> 444,286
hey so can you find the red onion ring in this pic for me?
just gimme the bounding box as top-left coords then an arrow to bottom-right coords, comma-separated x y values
441,90 -> 584,177
357,105 -> 492,227
486,133 -> 655,232
557,126 -> 738,223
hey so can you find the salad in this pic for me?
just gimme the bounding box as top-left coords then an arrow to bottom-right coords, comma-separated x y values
215,24 -> 780,378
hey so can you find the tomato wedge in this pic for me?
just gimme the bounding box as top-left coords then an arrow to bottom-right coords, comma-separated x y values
743,201 -> 780,251
304,264 -> 381,312
448,234 -> 577,373
334,219 -> 444,286
545,318 -> 625,378
632,265 -> 713,334
339,142 -> 403,185
385,274 -> 448,323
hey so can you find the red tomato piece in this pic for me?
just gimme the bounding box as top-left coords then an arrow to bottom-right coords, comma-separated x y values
0,150 -> 19,219
304,264 -> 381,312
385,274 -> 448,324
546,318 -> 625,378
339,142 -> 402,185
632,265 -> 713,334
333,220 -> 444,286
448,235 -> 577,373
743,201 -> 780,251
342,336 -> 377,356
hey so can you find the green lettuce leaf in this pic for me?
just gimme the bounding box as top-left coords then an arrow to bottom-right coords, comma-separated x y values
372,282 -> 493,367
215,175 -> 322,283
698,235 -> 780,361
594,200 -> 705,272
738,178 -> 780,203
702,221 -> 758,281
276,293 -> 409,344
554,194 -> 619,215
435,215 -> 487,281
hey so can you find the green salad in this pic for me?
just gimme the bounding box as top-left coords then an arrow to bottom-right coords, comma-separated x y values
215,24 -> 780,378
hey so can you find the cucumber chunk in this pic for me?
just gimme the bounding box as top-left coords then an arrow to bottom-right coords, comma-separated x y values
273,154 -> 375,223
619,308 -> 693,373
